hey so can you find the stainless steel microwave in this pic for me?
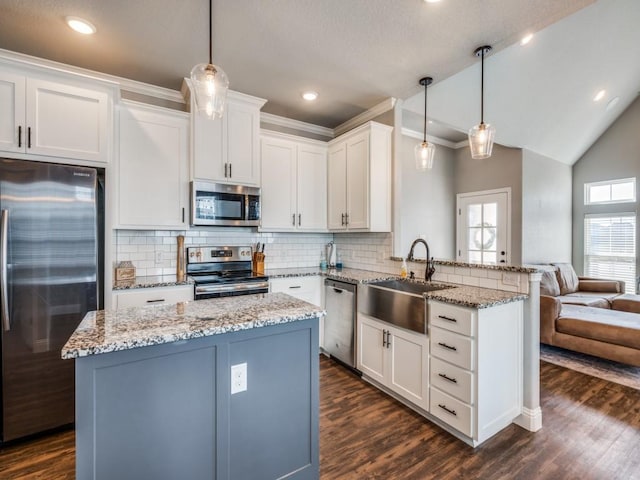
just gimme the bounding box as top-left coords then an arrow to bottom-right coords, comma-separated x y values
190,181 -> 260,226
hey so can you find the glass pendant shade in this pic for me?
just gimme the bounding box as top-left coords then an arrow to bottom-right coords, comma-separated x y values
468,122 -> 495,159
190,62 -> 229,119
415,141 -> 435,170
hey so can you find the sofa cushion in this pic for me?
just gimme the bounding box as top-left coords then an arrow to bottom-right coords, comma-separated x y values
578,279 -> 623,293
557,305 -> 640,350
540,270 -> 561,296
612,294 -> 640,314
563,291 -> 620,303
553,263 -> 579,295
556,296 -> 610,309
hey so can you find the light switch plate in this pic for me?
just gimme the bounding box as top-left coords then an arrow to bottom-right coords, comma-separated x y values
502,273 -> 520,287
231,363 -> 247,394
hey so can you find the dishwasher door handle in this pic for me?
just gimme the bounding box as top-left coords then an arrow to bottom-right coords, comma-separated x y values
333,287 -> 344,294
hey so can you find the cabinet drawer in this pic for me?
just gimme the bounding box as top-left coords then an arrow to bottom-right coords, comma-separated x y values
430,357 -> 474,404
270,276 -> 322,306
114,285 -> 193,310
430,326 -> 474,370
429,302 -> 475,336
430,387 -> 473,438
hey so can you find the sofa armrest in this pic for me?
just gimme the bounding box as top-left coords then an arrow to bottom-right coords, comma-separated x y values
578,278 -> 624,293
540,295 -> 562,344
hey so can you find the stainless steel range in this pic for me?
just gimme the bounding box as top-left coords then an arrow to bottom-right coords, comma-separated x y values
187,246 -> 269,300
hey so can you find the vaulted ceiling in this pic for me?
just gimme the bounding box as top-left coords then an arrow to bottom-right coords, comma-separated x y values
1,0 -> 636,164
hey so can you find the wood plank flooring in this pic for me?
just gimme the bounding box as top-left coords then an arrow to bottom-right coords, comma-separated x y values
1,356 -> 639,479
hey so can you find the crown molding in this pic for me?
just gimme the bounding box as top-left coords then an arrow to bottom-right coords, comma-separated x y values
400,127 -> 461,149
260,112 -> 334,138
334,98 -> 397,137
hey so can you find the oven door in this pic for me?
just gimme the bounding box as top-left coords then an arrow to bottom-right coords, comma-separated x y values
191,181 -> 260,226
194,280 -> 270,300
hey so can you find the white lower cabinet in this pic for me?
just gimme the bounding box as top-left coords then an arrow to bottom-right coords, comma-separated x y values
113,285 -> 193,310
357,313 -> 429,411
270,276 -> 324,347
428,300 -> 523,446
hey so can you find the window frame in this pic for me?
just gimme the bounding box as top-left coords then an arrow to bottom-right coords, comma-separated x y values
584,177 -> 636,205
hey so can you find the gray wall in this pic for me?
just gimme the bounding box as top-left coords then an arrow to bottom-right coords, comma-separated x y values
572,96 -> 640,276
395,134 -> 456,259
454,144 -> 523,265
521,150 -> 572,264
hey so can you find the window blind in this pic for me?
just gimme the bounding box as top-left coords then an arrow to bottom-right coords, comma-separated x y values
584,213 -> 636,294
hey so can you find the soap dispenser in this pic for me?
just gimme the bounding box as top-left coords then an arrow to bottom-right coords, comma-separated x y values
400,259 -> 408,279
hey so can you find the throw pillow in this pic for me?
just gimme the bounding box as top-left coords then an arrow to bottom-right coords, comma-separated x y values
539,270 -> 561,296
553,263 -> 579,295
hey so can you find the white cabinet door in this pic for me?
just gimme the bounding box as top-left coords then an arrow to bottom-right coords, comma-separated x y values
388,325 -> 429,411
192,112 -> 225,181
327,142 -> 347,230
26,78 -> 109,162
117,103 -> 189,229
261,137 -> 297,230
297,143 -> 327,231
0,72 -> 25,154
226,101 -> 259,185
357,314 -> 386,384
345,132 -> 369,230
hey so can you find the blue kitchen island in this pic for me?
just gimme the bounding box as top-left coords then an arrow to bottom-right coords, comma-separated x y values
62,293 -> 322,480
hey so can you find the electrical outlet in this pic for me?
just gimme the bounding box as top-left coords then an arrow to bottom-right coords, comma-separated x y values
231,363 -> 247,394
155,251 -> 163,265
502,273 -> 520,287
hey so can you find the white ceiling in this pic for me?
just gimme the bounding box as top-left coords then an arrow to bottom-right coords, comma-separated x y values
1,0 -> 635,164
403,0 -> 640,164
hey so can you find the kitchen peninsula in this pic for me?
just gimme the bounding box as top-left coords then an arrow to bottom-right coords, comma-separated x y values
62,293 -> 323,480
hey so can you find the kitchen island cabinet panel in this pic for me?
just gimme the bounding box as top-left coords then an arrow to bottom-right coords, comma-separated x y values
74,308 -> 320,480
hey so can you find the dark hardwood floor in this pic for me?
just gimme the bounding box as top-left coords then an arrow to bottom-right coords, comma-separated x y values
1,356 -> 639,479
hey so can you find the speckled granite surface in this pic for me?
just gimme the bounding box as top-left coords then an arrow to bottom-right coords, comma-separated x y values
62,293 -> 323,359
425,285 -> 527,309
389,257 -> 539,273
266,267 -> 396,284
113,275 -> 194,290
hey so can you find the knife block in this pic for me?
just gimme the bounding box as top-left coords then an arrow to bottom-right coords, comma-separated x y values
253,252 -> 265,275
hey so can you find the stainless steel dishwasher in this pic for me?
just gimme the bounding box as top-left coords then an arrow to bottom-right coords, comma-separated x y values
323,278 -> 357,369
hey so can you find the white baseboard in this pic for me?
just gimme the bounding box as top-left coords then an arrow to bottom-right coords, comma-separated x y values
513,407 -> 543,432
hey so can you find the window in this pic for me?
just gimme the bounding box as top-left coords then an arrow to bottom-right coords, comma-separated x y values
584,178 -> 636,205
584,213 -> 636,294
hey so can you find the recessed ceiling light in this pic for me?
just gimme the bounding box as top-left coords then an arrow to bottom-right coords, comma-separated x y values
593,89 -> 606,102
606,96 -> 620,111
424,0 -> 442,3
520,33 -> 533,46
302,91 -> 318,101
66,16 -> 96,35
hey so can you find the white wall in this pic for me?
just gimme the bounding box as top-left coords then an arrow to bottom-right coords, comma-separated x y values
521,150 -> 572,264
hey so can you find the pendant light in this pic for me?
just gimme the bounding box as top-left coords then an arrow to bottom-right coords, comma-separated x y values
414,76 -> 435,171
190,0 -> 229,119
468,45 -> 495,159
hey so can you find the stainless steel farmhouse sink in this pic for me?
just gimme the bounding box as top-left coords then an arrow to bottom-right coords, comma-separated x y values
358,280 -> 454,335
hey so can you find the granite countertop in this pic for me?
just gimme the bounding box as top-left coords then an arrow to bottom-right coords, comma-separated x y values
62,293 -> 323,359
266,267 -> 396,284
113,274 -> 193,290
389,257 -> 540,274
424,285 -> 527,309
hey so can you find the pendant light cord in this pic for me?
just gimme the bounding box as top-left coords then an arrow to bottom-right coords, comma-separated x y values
480,48 -> 484,125
208,0 -> 213,65
423,82 -> 427,142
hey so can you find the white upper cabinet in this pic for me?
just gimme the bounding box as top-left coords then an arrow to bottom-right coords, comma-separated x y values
327,122 -> 392,232
116,102 -> 189,229
0,69 -> 110,163
188,86 -> 266,186
260,131 -> 327,232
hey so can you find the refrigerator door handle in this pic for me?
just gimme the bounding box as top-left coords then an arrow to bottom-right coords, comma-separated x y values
1,209 -> 9,331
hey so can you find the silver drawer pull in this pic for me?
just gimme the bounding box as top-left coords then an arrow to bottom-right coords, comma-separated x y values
438,373 -> 458,384
438,315 -> 457,323
437,342 -> 457,351
146,299 -> 165,303
288,286 -> 302,289
438,404 -> 457,416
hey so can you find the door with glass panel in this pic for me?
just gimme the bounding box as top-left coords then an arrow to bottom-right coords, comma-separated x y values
457,190 -> 510,265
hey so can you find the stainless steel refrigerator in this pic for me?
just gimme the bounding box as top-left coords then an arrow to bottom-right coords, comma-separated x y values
0,158 -> 103,442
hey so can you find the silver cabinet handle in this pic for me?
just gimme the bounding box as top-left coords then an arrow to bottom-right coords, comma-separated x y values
438,315 -> 457,323
224,163 -> 228,178
292,214 -> 296,226
438,404 -> 457,416
438,373 -> 458,384
146,299 -> 165,304
382,329 -> 387,348
345,213 -> 349,226
288,285 -> 302,289
1,210 -> 10,331
298,213 -> 301,226
437,342 -> 457,351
